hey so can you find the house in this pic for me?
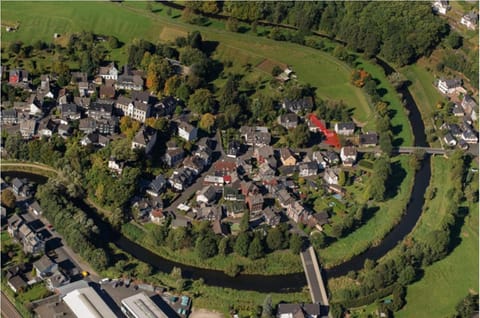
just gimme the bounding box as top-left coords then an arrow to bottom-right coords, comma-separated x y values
150,208 -> 165,225
197,186 -> 217,204
178,121 -> 198,142
223,187 -> 244,201
254,145 -> 274,164
1,108 -> 18,124
46,269 -> 71,292
277,303 -> 321,318
432,1 -> 449,14
183,156 -> 206,176
88,100 -> 114,120
212,219 -> 229,236
461,95 -> 478,121
23,231 -> 45,255
115,95 -> 151,123
7,214 -> 24,237
340,146 -> 357,166
214,160 -> 237,177
60,104 -> 81,123
258,162 -> 276,179
323,151 -> 340,165
70,71 -> 87,84
57,124 -> 72,138
323,168 -> 339,185
194,147 -> 212,166
307,212 -> 330,231
29,200 -> 42,216
115,65 -> 144,91
334,122 -> 355,136
286,201 -> 308,223
98,62 -> 119,81
28,94 -> 44,117
196,206 -> 222,222
226,141 -> 241,158
37,118 -> 57,138
9,69 -> 28,84
7,274 -> 28,294
443,132 -> 457,146
239,126 -> 271,146
461,129 -> 478,144
19,118 -> 37,139
460,12 -> 478,29
280,148 -> 296,166
452,104 -> 465,117
80,132 -> 111,147
155,96 -> 178,117
449,124 -> 463,139
99,84 -> 116,99
169,167 -> 195,191
204,175 -> 225,187
11,178 -> 31,197
163,148 -> 185,167
246,193 -> 264,214
57,88 -> 71,105
79,118 -> 97,134
33,255 -> 58,279
282,97 -> 314,114
108,158 -> 125,175
299,161 -> 318,177
240,181 -> 259,197
96,117 -> 118,135
263,207 -> 281,227
74,96 -> 91,109
278,113 -> 299,129
225,201 -> 247,218
437,78 -> 465,95
359,132 -> 378,147
277,189 -> 294,208
131,127 -> 157,155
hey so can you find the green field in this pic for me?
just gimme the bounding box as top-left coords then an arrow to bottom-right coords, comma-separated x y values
320,155 -> 415,267
1,1 -> 371,123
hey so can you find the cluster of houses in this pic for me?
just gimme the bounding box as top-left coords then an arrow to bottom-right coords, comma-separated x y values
1,63 -> 184,155
435,79 -> 479,148
5,177 -> 79,295
432,1 -> 478,30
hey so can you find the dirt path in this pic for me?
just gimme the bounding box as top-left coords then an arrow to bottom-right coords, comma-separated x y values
190,308 -> 225,318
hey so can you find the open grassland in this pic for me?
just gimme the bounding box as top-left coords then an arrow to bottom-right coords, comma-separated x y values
320,155 -> 415,268
2,1 -> 371,123
356,58 -> 414,146
396,204 -> 478,318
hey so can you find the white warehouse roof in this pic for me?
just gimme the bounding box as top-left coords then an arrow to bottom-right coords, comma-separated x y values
63,286 -> 116,318
121,292 -> 167,318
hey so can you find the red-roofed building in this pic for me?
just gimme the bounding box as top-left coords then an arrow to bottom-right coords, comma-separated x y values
307,114 -> 341,148
214,160 -> 237,176
150,209 -> 165,224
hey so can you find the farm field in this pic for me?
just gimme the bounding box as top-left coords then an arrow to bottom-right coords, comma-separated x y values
1,1 -> 373,125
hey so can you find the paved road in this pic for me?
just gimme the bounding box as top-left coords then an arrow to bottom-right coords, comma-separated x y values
1,292 -> 22,318
301,248 -> 323,304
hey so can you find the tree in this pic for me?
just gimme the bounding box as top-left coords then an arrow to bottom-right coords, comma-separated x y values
218,236 -> 230,256
289,233 -> 303,254
188,88 -> 215,114
188,31 -> 203,50
240,210 -> 250,232
271,65 -> 282,77
445,31 -> 462,50
398,265 -> 416,285
108,36 -> 120,49
199,113 -> 216,134
1,189 -> 16,209
266,227 -> 284,251
196,235 -> 218,259
364,258 -> 376,271
136,262 -> 153,278
226,17 -> 240,32
453,294 -> 479,318
234,232 -> 250,257
288,123 -> 310,147
164,75 -> 182,96
248,236 -> 264,260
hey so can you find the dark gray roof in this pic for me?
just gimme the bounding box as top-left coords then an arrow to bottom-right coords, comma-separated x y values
12,177 -> 25,190
149,175 -> 166,194
336,122 -> 355,130
359,133 -> 378,145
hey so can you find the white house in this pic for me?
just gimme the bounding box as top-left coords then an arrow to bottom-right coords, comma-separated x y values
432,1 -> 449,15
178,121 -> 198,142
340,146 -> 357,166
197,186 -> 217,204
323,169 -> 338,185
437,78 -> 465,95
98,62 -> 118,81
131,127 -> 157,155
108,158 -> 125,175
443,133 -> 457,146
460,12 -> 478,30
334,122 -> 355,136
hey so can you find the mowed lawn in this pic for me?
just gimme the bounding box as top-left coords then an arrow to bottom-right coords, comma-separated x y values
320,155 -> 415,268
1,1 -> 371,122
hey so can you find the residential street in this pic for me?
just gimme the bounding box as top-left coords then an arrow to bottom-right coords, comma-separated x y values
1,292 -> 22,318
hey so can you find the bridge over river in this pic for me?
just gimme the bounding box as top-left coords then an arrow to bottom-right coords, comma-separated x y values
357,146 -> 448,155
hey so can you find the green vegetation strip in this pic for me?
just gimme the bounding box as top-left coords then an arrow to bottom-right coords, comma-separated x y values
122,223 -> 303,276
319,155 -> 415,268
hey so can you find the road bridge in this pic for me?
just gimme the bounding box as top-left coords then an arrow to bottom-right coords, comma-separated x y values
300,246 -> 330,312
357,146 -> 447,155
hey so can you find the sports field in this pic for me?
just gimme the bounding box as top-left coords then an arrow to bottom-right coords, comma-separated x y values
1,1 -> 372,124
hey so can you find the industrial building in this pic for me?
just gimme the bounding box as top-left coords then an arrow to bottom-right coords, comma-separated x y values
121,292 -> 168,318
63,286 -> 116,318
